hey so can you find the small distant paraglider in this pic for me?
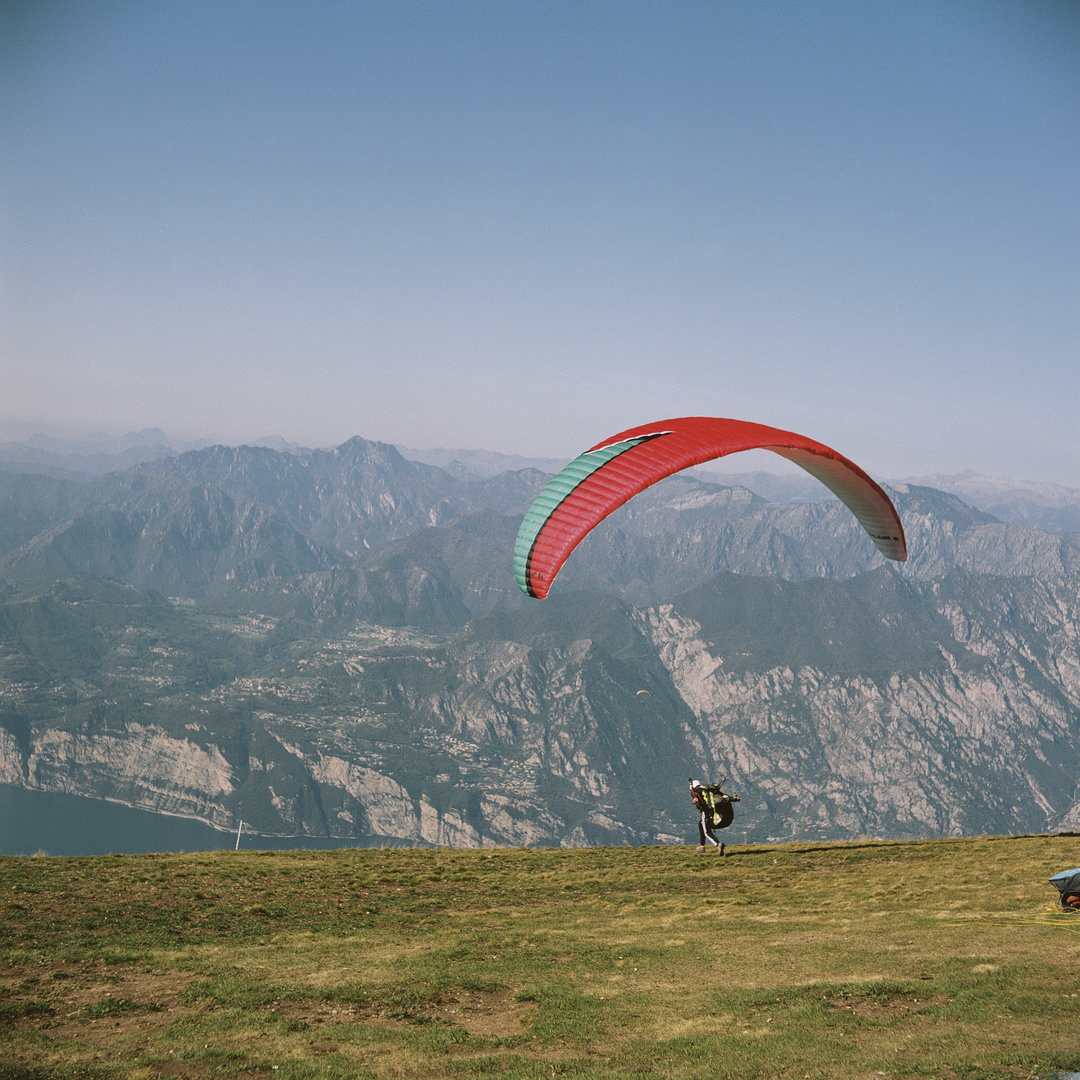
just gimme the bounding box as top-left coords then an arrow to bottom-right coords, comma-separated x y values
514,416 -> 907,599
636,689 -> 649,696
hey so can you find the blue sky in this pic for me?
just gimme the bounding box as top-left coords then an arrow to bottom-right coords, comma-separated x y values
2,0 -> 1077,483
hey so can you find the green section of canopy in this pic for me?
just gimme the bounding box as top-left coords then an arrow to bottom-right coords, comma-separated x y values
513,437 -> 647,596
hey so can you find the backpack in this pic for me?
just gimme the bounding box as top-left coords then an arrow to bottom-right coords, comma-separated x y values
692,784 -> 735,829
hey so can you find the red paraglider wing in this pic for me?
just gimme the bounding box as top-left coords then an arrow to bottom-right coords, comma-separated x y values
513,417 -> 906,599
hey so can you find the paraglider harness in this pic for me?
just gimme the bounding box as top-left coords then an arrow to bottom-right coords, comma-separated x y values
690,777 -> 739,831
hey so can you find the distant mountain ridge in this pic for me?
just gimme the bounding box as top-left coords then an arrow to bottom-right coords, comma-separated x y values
4,427 -> 1077,532
901,471 -> 1080,534
2,439 -> 1077,608
0,439 -> 549,599
0,428 -> 215,479
394,444 -> 570,479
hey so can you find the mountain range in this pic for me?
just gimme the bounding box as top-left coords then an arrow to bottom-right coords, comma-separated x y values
0,434 -> 1077,848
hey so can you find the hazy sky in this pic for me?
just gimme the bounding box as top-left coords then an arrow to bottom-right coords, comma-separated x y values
2,1 -> 1077,483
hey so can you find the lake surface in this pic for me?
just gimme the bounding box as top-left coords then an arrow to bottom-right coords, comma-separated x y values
0,785 -> 414,856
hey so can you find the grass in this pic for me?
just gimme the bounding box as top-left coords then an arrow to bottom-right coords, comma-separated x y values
1,835 -> 1078,1079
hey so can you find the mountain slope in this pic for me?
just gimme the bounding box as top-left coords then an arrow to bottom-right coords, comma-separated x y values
1,564 -> 1076,845
644,568 -> 1080,839
2,438 -> 1078,848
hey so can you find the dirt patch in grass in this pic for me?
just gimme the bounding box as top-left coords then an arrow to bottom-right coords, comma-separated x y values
266,985 -> 535,1038
146,1060 -> 225,1080
0,962 -> 196,1046
430,986 -> 535,1037
823,990 -> 950,1018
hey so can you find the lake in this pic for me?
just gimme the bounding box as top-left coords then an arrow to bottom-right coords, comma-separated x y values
0,785 -> 414,856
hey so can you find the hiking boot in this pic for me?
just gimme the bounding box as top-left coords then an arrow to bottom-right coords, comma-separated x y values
718,843 -> 725,856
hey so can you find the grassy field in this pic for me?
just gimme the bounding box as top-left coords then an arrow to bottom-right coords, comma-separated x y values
1,834 -> 1078,1080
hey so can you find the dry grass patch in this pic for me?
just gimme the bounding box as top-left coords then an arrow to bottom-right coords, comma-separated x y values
0,963 -> 196,1043
257,984 -> 534,1038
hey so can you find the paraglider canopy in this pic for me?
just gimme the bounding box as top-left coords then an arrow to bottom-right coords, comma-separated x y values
514,416 -> 907,599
